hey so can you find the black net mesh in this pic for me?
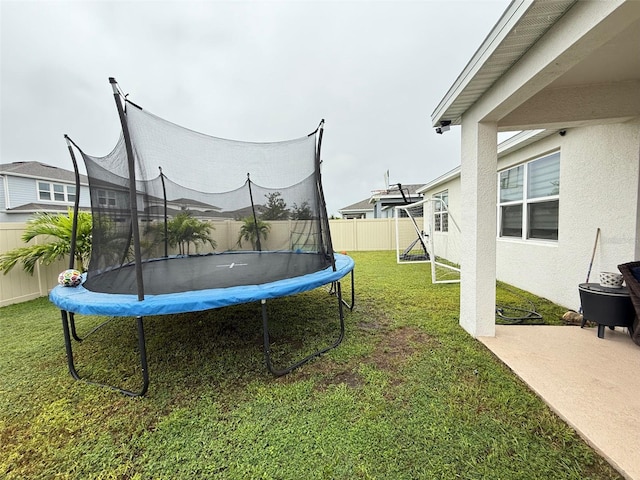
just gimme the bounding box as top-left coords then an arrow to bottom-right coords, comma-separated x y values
77,100 -> 333,295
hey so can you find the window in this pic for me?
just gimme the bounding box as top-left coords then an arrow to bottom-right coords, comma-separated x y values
97,189 -> 117,207
433,190 -> 448,232
37,181 -> 76,203
498,152 -> 560,241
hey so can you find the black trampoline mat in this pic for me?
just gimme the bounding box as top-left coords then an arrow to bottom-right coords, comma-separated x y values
83,251 -> 331,295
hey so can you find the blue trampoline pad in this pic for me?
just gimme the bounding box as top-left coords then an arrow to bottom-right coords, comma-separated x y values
50,252 -> 354,317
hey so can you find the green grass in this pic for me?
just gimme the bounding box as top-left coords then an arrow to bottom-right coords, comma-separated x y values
0,251 -> 620,479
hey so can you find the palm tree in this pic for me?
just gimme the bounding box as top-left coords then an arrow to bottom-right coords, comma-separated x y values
237,217 -> 270,250
0,209 -> 92,275
170,212 -> 216,255
148,211 -> 216,255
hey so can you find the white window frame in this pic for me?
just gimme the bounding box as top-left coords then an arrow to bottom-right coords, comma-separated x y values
433,190 -> 449,233
37,181 -> 76,203
497,151 -> 560,242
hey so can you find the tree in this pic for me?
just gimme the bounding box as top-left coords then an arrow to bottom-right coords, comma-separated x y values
237,217 -> 271,250
0,209 -> 92,275
261,192 -> 289,220
164,212 -> 216,255
291,201 -> 314,220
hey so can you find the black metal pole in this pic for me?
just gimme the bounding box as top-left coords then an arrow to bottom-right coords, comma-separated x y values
109,77 -> 145,301
63,136 -> 85,344
313,120 -> 336,270
261,279 -> 346,376
135,316 -> 150,396
159,166 -> 168,258
246,173 -> 262,252
64,135 -> 82,271
397,183 -> 411,205
61,310 -> 81,380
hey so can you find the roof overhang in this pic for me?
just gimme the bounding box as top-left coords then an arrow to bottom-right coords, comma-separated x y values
431,0 -> 640,132
417,166 -> 460,194
418,128 -> 559,192
338,207 -> 374,214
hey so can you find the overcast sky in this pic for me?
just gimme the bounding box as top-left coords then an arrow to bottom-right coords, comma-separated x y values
1,0 -> 509,216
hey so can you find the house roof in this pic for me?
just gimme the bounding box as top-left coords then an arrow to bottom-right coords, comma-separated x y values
432,0 -> 640,131
369,184 -> 424,203
418,128 -> 563,193
338,198 -> 374,213
431,0 -> 578,128
370,183 -> 423,197
4,202 -> 91,214
417,167 -> 461,194
0,161 -> 88,184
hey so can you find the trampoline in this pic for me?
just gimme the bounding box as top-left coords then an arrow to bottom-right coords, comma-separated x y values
49,78 -> 355,396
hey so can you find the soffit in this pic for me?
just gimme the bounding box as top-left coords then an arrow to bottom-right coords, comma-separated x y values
432,0 -> 578,127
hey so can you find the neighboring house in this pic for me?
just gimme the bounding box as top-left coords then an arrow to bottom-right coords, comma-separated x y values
369,184 -> 424,219
338,198 -> 374,219
0,161 -> 91,222
429,0 -> 640,337
339,184 -> 423,219
0,161 -> 270,225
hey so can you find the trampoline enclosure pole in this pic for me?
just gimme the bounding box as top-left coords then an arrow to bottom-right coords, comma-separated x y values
159,167 -> 168,258
246,173 -> 262,252
64,135 -> 82,271
109,77 -> 145,301
313,120 -> 336,270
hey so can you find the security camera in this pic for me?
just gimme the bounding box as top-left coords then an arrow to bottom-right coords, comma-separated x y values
435,121 -> 451,134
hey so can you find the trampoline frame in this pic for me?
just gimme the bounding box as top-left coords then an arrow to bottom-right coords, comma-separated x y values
59,269 -> 354,396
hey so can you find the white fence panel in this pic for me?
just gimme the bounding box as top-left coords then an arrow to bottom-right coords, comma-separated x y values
1,218 -> 409,306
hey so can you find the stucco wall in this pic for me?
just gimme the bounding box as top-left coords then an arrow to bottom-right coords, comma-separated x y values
496,122 -> 640,309
422,122 -> 640,311
420,179 -> 462,266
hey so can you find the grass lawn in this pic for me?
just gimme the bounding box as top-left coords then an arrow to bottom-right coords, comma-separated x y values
0,251 -> 621,479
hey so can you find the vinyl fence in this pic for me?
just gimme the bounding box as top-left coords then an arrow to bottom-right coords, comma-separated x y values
0,218 -> 416,307
0,223 -> 69,307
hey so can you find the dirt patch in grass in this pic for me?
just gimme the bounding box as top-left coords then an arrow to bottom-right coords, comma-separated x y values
322,369 -> 364,389
367,326 -> 431,373
311,325 -> 433,392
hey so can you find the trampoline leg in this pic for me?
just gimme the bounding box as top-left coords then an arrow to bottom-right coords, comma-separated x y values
69,312 -> 83,342
135,316 -> 150,397
261,282 -> 346,376
343,270 -> 355,311
59,310 -> 149,397
61,310 -> 81,380
329,270 -> 355,311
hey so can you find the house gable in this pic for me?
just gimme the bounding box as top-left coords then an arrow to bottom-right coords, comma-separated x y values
338,198 -> 374,219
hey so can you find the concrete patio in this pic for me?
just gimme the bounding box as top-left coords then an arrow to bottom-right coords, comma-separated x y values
480,324 -> 640,480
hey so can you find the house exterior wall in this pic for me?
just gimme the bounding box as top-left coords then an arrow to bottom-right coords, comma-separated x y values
5,176 -> 35,209
0,174 -> 91,222
374,199 -> 417,219
0,176 -> 5,210
496,122 -> 640,310
373,202 -> 385,218
433,178 -> 461,266
422,121 -> 640,311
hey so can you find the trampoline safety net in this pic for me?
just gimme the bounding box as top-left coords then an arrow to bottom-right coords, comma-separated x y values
74,99 -> 333,295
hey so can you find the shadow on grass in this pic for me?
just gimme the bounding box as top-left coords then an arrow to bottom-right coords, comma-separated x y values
65,287 -> 349,395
